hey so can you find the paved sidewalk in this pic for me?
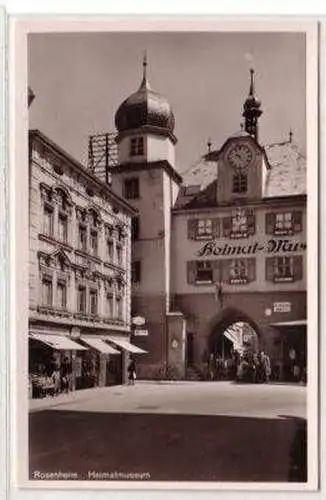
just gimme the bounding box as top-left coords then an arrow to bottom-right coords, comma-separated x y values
29,380 -> 306,419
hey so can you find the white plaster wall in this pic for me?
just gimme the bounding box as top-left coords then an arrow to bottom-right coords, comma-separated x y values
171,204 -> 307,295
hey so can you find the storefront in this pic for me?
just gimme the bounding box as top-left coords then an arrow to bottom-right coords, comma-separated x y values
270,319 -> 307,382
28,331 -> 147,398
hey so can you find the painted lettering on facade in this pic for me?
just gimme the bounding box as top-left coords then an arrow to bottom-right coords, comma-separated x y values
196,239 -> 307,258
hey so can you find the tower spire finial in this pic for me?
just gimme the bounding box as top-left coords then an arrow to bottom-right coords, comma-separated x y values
289,129 -> 293,143
140,50 -> 151,90
249,68 -> 255,96
143,50 -> 147,80
242,68 -> 262,142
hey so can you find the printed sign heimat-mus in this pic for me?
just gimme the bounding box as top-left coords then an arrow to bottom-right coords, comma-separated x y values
196,239 -> 307,258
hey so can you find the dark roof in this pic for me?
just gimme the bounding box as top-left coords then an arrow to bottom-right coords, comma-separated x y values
115,73 -> 175,136
29,129 -> 137,216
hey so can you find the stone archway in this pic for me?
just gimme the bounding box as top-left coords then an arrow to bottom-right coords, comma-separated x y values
207,307 -> 262,359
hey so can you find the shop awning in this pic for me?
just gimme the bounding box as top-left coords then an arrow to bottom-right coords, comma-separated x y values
270,320 -> 307,327
29,332 -> 88,351
81,336 -> 120,354
106,336 -> 147,354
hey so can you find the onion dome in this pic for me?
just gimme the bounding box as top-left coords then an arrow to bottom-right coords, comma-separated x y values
115,55 -> 175,136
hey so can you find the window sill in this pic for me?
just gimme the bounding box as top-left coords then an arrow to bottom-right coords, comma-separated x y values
38,233 -> 73,251
273,277 -> 294,283
194,280 -> 214,285
273,229 -> 294,236
37,306 -> 72,317
194,235 -> 214,241
229,278 -> 249,285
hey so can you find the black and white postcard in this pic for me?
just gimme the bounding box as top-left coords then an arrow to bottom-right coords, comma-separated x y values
8,16 -> 319,493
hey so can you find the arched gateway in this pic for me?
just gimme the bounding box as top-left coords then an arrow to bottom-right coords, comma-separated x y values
207,307 -> 262,359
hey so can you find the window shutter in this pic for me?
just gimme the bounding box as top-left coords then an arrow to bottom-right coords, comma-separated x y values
247,258 -> 256,282
212,260 -> 222,283
265,213 -> 275,235
265,257 -> 275,282
221,259 -> 231,283
293,211 -> 302,233
187,261 -> 197,284
187,219 -> 197,240
222,217 -> 232,237
247,210 -> 256,236
293,255 -> 303,281
212,218 -> 220,238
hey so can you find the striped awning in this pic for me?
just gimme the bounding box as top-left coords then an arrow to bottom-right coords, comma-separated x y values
29,332 -> 88,351
106,336 -> 147,354
81,336 -> 120,354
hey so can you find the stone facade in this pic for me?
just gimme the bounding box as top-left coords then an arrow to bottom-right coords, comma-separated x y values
29,130 -> 136,388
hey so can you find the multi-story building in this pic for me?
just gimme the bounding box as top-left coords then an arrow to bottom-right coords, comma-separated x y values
108,60 -> 307,381
28,128 -> 142,392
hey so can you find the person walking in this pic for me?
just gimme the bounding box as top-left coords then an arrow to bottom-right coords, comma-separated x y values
127,357 -> 136,385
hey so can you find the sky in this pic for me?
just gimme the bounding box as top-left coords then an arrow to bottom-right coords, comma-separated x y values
28,31 -> 306,174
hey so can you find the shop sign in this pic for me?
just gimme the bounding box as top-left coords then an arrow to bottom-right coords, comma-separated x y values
134,328 -> 148,336
171,339 -> 179,349
132,316 -> 146,326
71,327 -> 81,339
196,239 -> 306,258
273,302 -> 292,313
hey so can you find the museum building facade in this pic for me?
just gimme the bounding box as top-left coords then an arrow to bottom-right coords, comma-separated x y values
107,63 -> 307,381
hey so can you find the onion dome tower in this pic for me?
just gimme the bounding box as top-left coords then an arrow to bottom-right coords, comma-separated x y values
242,68 -> 263,142
114,54 -> 177,167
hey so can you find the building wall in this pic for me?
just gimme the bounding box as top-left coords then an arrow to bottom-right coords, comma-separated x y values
117,134 -> 175,167
29,133 -> 132,335
171,202 -> 306,296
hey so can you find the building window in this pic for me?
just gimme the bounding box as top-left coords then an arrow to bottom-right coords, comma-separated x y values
266,211 -> 302,235
42,277 -> 53,307
130,137 -> 144,157
232,173 -> 247,194
132,261 -> 141,283
274,256 -> 294,282
77,286 -> 86,314
43,205 -> 54,236
57,281 -> 67,309
90,230 -> 98,257
124,178 -> 139,199
58,213 -> 68,243
266,256 -> 303,283
223,208 -> 255,239
106,294 -> 113,317
78,225 -> 87,252
107,239 -> 114,261
132,217 -> 140,240
188,218 -> 220,240
197,219 -> 213,239
227,258 -> 256,284
195,261 -> 213,284
116,244 -> 123,266
116,296 -> 123,319
89,289 -> 98,315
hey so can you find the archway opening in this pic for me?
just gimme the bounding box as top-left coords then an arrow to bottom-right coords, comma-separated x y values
209,321 -> 258,360
206,308 -> 262,382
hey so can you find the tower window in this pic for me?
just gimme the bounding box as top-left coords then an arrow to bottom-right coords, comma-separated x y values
124,178 -> 139,199
232,173 -> 248,194
130,137 -> 144,157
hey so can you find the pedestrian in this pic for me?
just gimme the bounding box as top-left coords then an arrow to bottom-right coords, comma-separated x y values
127,357 -> 136,385
262,351 -> 272,383
61,356 -> 72,393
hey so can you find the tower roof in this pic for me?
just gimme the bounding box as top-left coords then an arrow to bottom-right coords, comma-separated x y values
114,55 -> 175,136
243,68 -> 262,112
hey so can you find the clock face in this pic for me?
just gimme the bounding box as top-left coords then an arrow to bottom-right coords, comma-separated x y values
226,143 -> 255,169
